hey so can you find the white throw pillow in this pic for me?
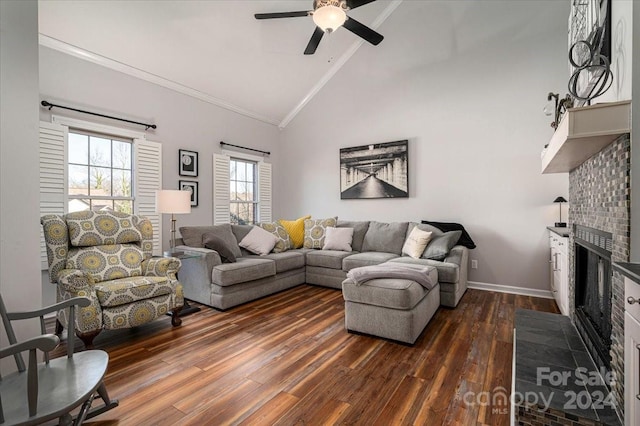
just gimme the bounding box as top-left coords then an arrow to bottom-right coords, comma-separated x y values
239,226 -> 279,256
322,227 -> 354,252
402,227 -> 433,259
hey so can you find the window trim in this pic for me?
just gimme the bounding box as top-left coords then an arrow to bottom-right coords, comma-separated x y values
67,129 -> 135,213
52,115 -> 146,140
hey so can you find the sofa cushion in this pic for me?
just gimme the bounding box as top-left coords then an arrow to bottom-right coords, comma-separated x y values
342,277 -> 432,310
279,215 -> 311,249
66,244 -> 144,282
342,252 -> 399,272
203,233 -> 237,263
387,256 -> 459,284
95,276 -> 171,307
323,227 -> 354,252
212,257 -> 276,286
337,220 -> 369,252
246,251 -> 305,273
306,250 -> 354,270
180,224 -> 242,259
303,217 -> 337,249
66,210 -> 143,247
361,221 -> 408,255
258,222 -> 292,253
239,226 -> 279,256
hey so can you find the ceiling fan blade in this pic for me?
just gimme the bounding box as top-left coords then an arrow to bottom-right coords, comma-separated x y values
304,27 -> 325,55
342,17 -> 383,45
254,11 -> 310,19
347,0 -> 377,9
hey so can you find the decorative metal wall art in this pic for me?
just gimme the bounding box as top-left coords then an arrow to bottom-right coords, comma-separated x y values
567,0 -> 613,104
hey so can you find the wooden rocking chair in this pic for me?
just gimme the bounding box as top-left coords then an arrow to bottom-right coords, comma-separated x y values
0,295 -> 118,425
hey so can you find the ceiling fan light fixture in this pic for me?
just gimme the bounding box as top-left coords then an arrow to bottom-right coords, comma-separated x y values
312,3 -> 347,33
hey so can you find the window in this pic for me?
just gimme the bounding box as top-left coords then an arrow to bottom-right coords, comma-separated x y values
212,153 -> 271,225
67,131 -> 133,213
229,157 -> 257,224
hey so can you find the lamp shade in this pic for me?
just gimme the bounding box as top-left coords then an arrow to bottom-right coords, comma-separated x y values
155,190 -> 191,214
553,196 -> 567,203
312,5 -> 347,32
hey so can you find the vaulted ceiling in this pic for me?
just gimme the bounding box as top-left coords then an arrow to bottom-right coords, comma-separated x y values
38,0 -> 562,128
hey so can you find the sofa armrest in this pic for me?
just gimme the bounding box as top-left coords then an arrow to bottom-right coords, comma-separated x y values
174,246 -> 221,306
445,245 -> 469,287
175,245 -> 222,270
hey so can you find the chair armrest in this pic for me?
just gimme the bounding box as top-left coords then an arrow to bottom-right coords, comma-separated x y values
6,297 -> 91,321
0,334 -> 60,359
58,269 -> 95,293
142,257 -> 181,280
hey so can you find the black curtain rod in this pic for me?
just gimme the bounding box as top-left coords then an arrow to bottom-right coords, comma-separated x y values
220,141 -> 270,156
41,100 -> 157,130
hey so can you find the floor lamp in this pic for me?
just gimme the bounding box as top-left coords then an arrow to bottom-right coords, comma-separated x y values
155,189 -> 191,257
155,189 -> 199,316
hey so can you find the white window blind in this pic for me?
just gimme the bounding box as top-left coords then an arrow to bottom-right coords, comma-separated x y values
39,122 -> 67,268
258,162 -> 272,223
134,139 -> 162,256
213,153 -> 231,225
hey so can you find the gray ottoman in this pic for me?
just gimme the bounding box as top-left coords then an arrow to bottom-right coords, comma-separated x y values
341,266 -> 440,344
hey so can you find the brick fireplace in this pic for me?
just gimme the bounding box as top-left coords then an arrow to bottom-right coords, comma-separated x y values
568,133 -> 630,412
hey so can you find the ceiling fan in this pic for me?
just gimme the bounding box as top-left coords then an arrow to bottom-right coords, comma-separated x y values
255,0 -> 384,55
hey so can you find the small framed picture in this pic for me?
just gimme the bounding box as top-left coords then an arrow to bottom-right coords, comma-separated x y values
179,180 -> 198,207
179,149 -> 198,177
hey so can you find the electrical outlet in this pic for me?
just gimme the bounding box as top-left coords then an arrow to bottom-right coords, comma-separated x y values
471,260 -> 478,269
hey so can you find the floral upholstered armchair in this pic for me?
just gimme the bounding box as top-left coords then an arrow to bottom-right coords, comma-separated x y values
41,210 -> 184,348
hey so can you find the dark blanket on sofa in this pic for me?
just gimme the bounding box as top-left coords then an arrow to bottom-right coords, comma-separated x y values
421,220 -> 476,249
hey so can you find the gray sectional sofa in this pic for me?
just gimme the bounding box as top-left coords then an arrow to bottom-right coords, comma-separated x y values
175,220 -> 469,310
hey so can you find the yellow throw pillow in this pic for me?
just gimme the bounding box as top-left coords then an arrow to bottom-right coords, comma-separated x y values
279,215 -> 311,249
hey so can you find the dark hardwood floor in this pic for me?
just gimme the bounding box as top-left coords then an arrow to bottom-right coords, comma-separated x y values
49,286 -> 559,425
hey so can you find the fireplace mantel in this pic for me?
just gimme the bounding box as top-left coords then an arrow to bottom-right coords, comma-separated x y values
541,100 -> 631,174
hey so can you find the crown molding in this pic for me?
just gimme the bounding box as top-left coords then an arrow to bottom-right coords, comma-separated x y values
39,34 -> 281,127
278,0 -> 403,129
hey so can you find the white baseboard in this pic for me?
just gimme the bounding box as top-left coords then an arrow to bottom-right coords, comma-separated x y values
468,281 -> 554,299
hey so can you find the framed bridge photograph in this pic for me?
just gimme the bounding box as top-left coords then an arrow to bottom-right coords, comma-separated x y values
340,140 -> 408,199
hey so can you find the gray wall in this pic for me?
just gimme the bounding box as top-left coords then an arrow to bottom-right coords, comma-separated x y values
275,1 -> 570,292
0,0 -> 42,373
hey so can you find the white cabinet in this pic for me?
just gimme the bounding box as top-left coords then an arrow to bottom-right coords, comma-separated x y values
549,230 -> 569,315
625,276 -> 640,426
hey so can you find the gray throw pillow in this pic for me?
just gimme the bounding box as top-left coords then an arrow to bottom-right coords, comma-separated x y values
203,233 -> 237,263
337,220 -> 370,252
179,224 -> 242,259
422,230 -> 463,261
361,221 -> 409,255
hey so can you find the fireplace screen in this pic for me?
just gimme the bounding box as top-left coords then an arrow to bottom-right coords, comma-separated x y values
574,225 -> 613,369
